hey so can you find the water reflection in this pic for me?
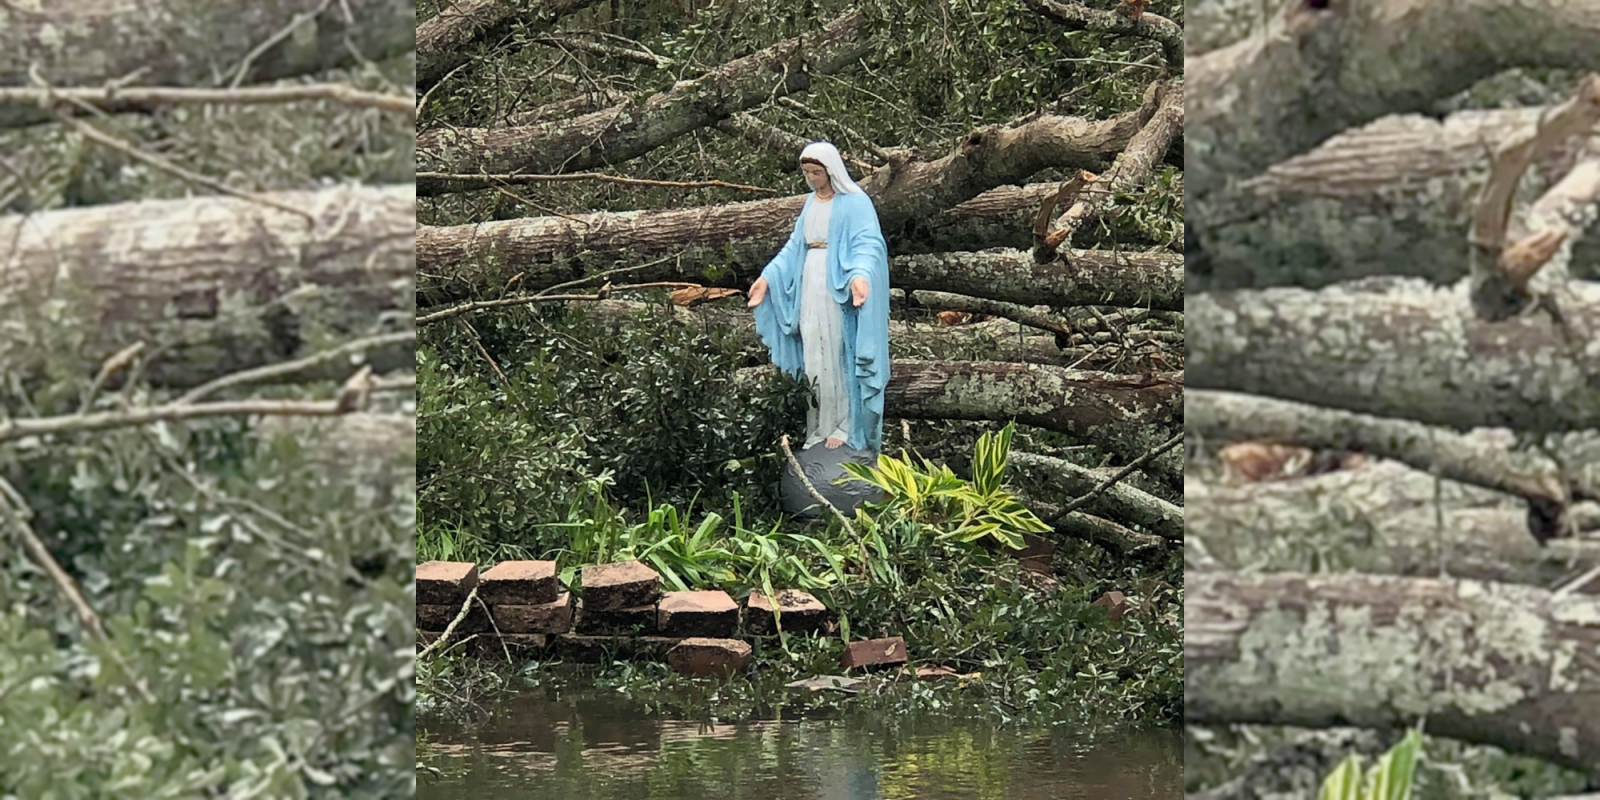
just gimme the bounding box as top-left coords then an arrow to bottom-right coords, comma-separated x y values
420,692 -> 1181,799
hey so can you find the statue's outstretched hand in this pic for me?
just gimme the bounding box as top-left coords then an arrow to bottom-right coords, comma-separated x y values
747,277 -> 769,308
850,276 -> 870,307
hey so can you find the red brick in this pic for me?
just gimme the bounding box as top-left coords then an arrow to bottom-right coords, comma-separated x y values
581,560 -> 661,611
554,635 -> 683,662
657,590 -> 738,636
479,560 -> 558,605
841,637 -> 907,670
416,561 -> 478,605
574,601 -> 658,635
1094,592 -> 1132,620
476,634 -> 549,661
418,602 -> 490,633
491,593 -> 573,634
667,637 -> 752,677
1092,590 -> 1130,622
745,590 -> 827,635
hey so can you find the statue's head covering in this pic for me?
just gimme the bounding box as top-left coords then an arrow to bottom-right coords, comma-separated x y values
799,141 -> 864,195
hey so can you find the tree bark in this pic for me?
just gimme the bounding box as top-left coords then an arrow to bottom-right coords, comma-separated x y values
575,299 -> 1175,370
1187,459 -> 1600,587
1191,105 -> 1600,290
418,101 -> 1163,286
418,0 -> 603,90
1022,0 -> 1184,68
416,11 -> 872,193
0,184 -> 415,389
1186,569 -> 1600,774
1185,389 -> 1600,504
1188,0 -> 1600,241
1187,279 -> 1600,431
0,0 -> 415,129
742,359 -> 1184,490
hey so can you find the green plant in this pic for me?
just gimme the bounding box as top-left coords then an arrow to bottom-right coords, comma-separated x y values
1319,727 -> 1424,800
841,422 -> 1051,550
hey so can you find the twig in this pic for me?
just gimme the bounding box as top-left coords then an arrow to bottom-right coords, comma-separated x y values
0,83 -> 414,117
775,96 -> 893,165
418,281 -> 700,326
461,320 -> 510,387
80,342 -> 144,413
530,35 -> 674,68
31,68 -> 315,224
227,0 -> 335,89
177,331 -> 416,405
416,586 -> 481,662
777,434 -> 865,564
414,171 -> 777,193
0,476 -> 156,704
0,377 -> 415,444
1044,431 -> 1181,521
1555,562 -> 1600,598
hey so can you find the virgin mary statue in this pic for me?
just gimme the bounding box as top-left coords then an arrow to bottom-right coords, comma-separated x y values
748,142 -> 891,502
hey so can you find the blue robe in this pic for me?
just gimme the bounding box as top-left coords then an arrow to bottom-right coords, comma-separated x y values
752,191 -> 891,453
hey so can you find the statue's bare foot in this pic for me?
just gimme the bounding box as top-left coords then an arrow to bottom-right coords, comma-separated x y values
825,437 -> 845,449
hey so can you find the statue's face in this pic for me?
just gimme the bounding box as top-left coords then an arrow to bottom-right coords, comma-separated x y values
801,163 -> 831,193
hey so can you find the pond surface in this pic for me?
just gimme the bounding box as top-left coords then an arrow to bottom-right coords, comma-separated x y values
419,692 -> 1181,799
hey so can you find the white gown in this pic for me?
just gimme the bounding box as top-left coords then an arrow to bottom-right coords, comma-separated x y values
799,198 -> 852,448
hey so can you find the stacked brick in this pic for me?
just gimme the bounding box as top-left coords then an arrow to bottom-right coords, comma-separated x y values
416,558 -> 841,677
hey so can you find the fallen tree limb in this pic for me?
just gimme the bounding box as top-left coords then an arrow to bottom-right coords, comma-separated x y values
1193,105 -> 1600,290
1036,79 -> 1183,260
1187,569 -> 1600,775
418,0 -> 602,89
1189,0 -> 1600,231
1187,278 -> 1600,431
1026,496 -> 1166,558
572,299 -> 1176,371
0,0 -> 415,129
0,374 -> 413,443
1185,389 -> 1600,503
416,100 -> 1167,286
1022,0 -> 1184,68
0,84 -> 415,120
416,11 -> 872,193
1011,450 -> 1182,539
1466,74 -> 1600,321
0,184 -> 416,388
1187,459 -> 1600,587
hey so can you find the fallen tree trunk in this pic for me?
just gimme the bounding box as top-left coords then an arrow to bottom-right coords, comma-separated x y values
416,11 -> 871,192
737,359 -> 1183,489
1187,278 -> 1600,431
1185,389 -> 1600,503
1186,569 -> 1600,775
417,0 -> 601,90
1189,0 -> 1600,233
1194,106 -> 1600,290
416,101 -> 1166,287
1187,459 -> 1600,587
0,184 -> 416,388
0,0 -> 415,129
576,300 -> 1177,370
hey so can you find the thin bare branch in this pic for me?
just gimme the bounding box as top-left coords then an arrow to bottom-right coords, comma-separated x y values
0,376 -> 416,443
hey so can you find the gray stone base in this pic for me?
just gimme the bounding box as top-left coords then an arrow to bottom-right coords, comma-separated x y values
780,442 -> 887,518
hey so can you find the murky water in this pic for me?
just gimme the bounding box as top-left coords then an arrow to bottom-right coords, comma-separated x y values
419,692 -> 1182,799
